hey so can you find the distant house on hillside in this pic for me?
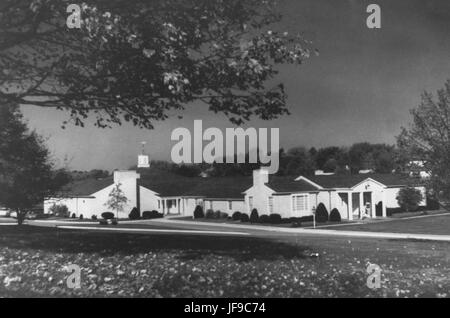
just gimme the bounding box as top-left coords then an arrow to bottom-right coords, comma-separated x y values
244,169 -> 427,220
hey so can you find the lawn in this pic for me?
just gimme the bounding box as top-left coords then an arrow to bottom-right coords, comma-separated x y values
0,225 -> 449,297
332,214 -> 450,235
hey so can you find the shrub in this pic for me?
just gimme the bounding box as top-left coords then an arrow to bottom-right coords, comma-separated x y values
101,212 -> 115,220
259,215 -> 270,223
193,205 -> 204,219
396,187 -> 423,212
99,219 -> 107,225
250,208 -> 259,223
375,201 -> 383,217
315,203 -> 329,223
232,211 -> 242,221
219,212 -> 228,219
426,195 -> 440,211
49,204 -> 70,218
386,207 -> 403,216
214,210 -> 221,219
240,213 -> 250,222
205,209 -> 215,219
111,219 -> 118,225
329,208 -> 341,222
91,215 -> 97,220
142,210 -> 164,219
128,207 -> 140,220
269,213 -> 282,224
79,214 -> 84,220
71,213 -> 76,219
299,215 -> 314,223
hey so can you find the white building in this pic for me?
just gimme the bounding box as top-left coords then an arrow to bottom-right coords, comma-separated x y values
244,169 -> 427,220
44,166 -> 249,219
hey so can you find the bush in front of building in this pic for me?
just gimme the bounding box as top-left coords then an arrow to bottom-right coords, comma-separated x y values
315,203 -> 329,223
329,208 -> 341,222
205,209 -> 215,219
101,212 -> 115,220
142,210 -> 163,219
290,217 -> 302,227
91,215 -> 97,220
396,186 -> 423,212
232,211 -> 242,220
426,195 -> 440,211
128,207 -> 140,220
71,213 -> 76,219
240,213 -> 250,222
111,219 -> 118,225
249,208 -> 259,223
99,219 -> 107,225
259,214 -> 270,223
219,212 -> 228,219
79,214 -> 83,220
269,213 -> 282,224
299,215 -> 314,223
193,205 -> 204,219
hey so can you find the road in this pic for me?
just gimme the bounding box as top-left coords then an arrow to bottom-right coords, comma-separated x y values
18,215 -> 450,243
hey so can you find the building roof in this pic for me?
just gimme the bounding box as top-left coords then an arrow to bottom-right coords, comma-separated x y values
59,177 -> 114,197
304,173 -> 423,189
180,177 -> 252,199
267,176 -> 320,193
139,170 -> 251,198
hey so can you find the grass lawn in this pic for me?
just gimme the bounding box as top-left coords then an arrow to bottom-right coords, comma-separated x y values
332,214 -> 450,235
0,225 -> 449,297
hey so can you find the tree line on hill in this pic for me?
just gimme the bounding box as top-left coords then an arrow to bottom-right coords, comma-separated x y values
137,142 -> 406,178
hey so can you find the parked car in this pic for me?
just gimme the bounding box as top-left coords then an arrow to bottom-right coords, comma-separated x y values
0,208 -> 11,217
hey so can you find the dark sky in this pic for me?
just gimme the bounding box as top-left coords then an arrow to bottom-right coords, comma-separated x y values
22,0 -> 450,171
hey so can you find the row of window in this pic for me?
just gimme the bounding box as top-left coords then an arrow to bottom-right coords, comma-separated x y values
248,194 -> 309,213
158,199 -> 236,211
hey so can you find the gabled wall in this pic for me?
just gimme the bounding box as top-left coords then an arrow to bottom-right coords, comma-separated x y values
244,169 -> 275,215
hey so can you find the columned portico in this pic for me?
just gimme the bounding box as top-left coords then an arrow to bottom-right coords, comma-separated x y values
340,189 -> 382,221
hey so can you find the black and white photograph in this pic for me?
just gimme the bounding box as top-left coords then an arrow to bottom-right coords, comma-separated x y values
0,0 -> 449,302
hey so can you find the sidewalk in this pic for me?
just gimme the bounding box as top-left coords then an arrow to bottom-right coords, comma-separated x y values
152,218 -> 450,242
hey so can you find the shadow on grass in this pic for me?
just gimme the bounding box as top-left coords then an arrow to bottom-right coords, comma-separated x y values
0,226 -> 310,262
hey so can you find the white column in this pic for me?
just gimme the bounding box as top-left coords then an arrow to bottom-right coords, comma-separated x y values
348,192 -> 353,221
371,193 -> 376,218
359,192 -> 364,218
382,190 -> 387,217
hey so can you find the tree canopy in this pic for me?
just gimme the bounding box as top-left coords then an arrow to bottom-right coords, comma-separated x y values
397,80 -> 450,200
0,103 -> 70,223
0,0 -> 313,128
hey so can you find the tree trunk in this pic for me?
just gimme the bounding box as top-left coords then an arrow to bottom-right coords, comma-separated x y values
17,209 -> 25,225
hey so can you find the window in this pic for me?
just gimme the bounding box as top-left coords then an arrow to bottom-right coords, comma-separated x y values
228,201 -> 232,210
248,196 -> 253,210
158,201 -> 160,209
268,196 -> 274,214
292,194 -> 308,212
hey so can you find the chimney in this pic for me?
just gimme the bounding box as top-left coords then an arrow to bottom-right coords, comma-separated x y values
253,168 -> 269,187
